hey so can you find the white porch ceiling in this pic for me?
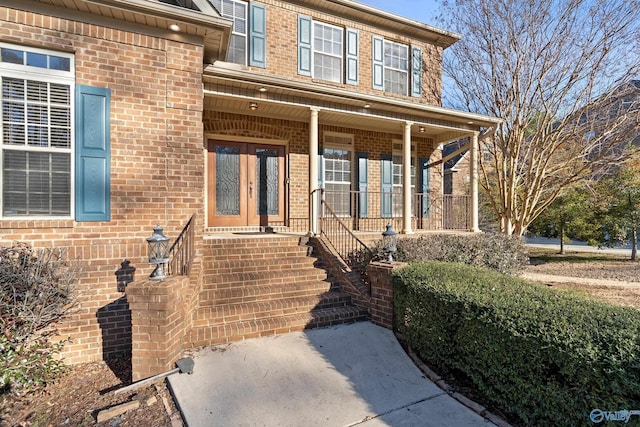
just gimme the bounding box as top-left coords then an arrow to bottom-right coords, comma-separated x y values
203,66 -> 501,143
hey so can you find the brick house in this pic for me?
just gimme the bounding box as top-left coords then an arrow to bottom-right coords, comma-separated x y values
0,0 -> 499,377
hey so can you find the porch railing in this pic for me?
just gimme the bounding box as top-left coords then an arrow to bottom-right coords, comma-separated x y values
322,191 -> 470,232
318,190 -> 375,281
168,214 -> 196,276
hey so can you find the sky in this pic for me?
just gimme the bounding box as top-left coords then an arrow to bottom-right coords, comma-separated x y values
355,0 -> 442,27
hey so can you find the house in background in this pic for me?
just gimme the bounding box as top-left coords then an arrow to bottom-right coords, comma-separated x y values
0,0 -> 499,378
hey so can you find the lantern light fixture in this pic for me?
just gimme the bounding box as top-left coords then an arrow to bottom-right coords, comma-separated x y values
382,223 -> 398,263
146,225 -> 170,280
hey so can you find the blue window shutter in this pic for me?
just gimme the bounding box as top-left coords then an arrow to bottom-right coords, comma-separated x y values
356,152 -> 368,218
318,146 -> 324,189
346,28 -> 359,86
420,157 -> 430,217
298,15 -> 312,76
411,45 -> 422,97
372,35 -> 384,91
75,85 -> 110,222
249,3 -> 266,68
380,153 -> 392,218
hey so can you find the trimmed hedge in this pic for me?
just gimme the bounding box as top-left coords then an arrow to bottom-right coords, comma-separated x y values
393,262 -> 640,426
369,233 -> 528,275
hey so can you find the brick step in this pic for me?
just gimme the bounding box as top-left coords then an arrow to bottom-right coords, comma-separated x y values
204,239 -> 309,255
202,268 -> 328,289
194,291 -> 355,325
203,247 -> 312,259
187,306 -> 370,348
203,256 -> 318,275
199,280 -> 336,306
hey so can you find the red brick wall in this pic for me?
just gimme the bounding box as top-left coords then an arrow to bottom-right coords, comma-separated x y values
250,0 -> 443,105
0,6 -> 205,364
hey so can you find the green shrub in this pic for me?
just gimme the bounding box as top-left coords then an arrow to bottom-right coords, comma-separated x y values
0,243 -> 76,396
393,262 -> 640,426
369,233 -> 528,274
1,336 -> 67,396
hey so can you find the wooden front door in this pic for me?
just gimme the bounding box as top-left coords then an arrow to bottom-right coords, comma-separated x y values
208,140 -> 285,227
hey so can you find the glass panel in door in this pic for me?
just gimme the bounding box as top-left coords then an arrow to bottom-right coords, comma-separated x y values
216,145 -> 241,216
255,148 -> 279,216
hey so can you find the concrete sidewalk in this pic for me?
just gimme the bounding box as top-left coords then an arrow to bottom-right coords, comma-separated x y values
168,322 -> 498,427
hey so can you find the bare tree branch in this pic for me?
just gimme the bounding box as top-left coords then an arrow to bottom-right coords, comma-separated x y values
440,0 -> 640,235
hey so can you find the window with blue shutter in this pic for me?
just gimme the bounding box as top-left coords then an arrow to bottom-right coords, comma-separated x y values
75,85 -> 110,222
420,157 -> 430,217
249,3 -> 266,68
298,15 -> 312,76
346,28 -> 359,85
411,45 -> 422,97
380,154 -> 392,218
356,152 -> 368,217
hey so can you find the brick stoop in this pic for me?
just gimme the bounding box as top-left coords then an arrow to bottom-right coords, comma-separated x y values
187,235 -> 369,347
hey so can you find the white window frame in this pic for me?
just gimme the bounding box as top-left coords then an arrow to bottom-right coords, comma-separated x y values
0,42 -> 75,219
212,0 -> 248,65
323,133 -> 353,216
312,21 -> 344,83
392,140 -> 416,216
384,40 -> 409,95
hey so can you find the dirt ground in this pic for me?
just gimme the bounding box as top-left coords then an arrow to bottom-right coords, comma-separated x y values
523,250 -> 640,308
2,250 -> 639,427
0,357 -> 181,427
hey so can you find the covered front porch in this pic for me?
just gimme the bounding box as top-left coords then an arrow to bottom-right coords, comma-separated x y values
202,62 -> 500,237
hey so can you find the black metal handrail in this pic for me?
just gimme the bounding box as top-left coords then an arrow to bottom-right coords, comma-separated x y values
317,190 -> 374,279
168,214 -> 195,276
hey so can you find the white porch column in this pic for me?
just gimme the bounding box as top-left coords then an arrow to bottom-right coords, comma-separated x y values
402,121 -> 413,234
309,108 -> 320,235
470,131 -> 480,232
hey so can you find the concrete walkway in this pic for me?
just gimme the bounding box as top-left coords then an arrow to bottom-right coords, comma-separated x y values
168,322 -> 498,427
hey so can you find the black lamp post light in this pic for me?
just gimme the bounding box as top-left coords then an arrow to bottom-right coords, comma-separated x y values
382,223 -> 398,263
146,225 -> 170,280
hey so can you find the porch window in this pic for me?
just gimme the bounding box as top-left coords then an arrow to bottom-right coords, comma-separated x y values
1,45 -> 73,217
392,142 -> 416,216
322,134 -> 353,217
323,147 -> 351,216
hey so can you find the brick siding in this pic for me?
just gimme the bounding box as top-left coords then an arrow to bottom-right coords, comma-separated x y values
0,6 -> 205,364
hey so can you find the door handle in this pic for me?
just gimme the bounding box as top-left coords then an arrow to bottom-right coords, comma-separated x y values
249,181 -> 253,198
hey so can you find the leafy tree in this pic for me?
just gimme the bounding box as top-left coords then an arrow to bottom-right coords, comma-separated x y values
589,162 -> 640,260
527,186 -> 596,254
439,0 -> 640,235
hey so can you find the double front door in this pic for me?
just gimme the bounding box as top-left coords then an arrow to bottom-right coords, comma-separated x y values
208,140 -> 285,227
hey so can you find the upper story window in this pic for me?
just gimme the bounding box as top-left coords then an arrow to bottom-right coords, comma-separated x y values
384,41 -> 408,95
1,44 -> 74,217
373,36 -> 422,97
298,16 -> 359,86
313,22 -> 343,83
211,0 -> 266,68
212,0 -> 247,64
